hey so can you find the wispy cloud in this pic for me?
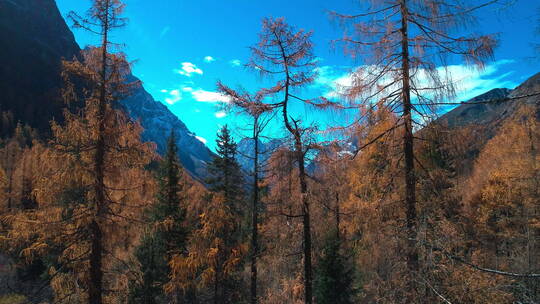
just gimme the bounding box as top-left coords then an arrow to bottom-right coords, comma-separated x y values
191,89 -> 231,103
313,60 -> 518,102
229,59 -> 241,67
174,62 -> 203,77
165,89 -> 182,105
160,86 -> 230,105
439,60 -> 518,101
159,26 -> 170,39
204,56 -> 216,63
313,65 -> 352,99
215,111 -> 227,118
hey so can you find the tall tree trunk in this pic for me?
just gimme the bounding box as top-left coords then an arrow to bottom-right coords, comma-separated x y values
213,270 -> 219,304
400,0 -> 419,299
335,192 -> 340,241
89,220 -> 103,304
251,119 -> 260,304
89,3 -> 109,302
6,168 -> 12,210
6,147 -> 14,210
526,107 -> 539,299
280,35 -> 312,302
296,137 -> 312,304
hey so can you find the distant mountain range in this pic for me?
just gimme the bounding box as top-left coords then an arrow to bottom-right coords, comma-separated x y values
0,0 -> 213,179
0,0 -> 538,181
305,73 -> 540,176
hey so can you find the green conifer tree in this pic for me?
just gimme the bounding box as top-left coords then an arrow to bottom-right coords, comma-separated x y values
314,231 -> 355,304
129,131 -> 187,304
206,125 -> 244,208
204,125 -> 247,302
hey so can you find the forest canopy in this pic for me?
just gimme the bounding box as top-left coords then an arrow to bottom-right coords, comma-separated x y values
0,0 -> 539,303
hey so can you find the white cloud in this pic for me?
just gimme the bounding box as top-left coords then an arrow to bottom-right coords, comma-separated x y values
174,62 -> 203,77
229,59 -> 241,67
204,56 -> 216,63
165,89 -> 182,105
434,60 -> 518,102
313,66 -> 354,99
160,26 -> 171,39
195,136 -> 207,144
191,89 -> 231,103
161,86 -> 231,104
215,111 -> 227,118
314,59 -> 518,102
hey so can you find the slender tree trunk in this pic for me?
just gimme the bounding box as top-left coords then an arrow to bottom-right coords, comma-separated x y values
6,167 -> 12,210
526,110 -> 539,299
5,146 -> 14,210
89,3 -> 109,302
213,271 -> 219,304
89,220 -> 103,304
400,0 -> 419,299
279,36 -> 312,302
335,192 -> 340,241
251,119 -> 260,304
296,138 -> 312,304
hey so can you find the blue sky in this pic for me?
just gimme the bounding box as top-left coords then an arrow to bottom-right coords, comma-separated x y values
56,0 -> 539,150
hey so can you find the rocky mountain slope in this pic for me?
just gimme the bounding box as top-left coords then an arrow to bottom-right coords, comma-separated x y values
439,72 -> 539,129
0,0 -> 213,179
121,75 -> 212,178
0,0 -> 80,132
439,72 -> 539,157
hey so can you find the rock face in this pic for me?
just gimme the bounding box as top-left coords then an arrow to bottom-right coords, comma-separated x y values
0,0 -> 80,131
120,76 -> 213,179
438,88 -> 512,128
0,0 -> 214,179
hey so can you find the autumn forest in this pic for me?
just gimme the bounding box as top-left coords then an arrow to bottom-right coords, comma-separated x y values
0,0 -> 539,303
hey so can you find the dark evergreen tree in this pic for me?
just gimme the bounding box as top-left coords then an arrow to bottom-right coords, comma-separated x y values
129,234 -> 167,304
129,131 -> 188,304
206,125 -> 245,211
205,125 -> 247,302
314,231 -> 355,304
149,131 -> 188,252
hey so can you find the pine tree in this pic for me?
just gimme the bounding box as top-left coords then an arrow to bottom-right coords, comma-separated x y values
129,131 -> 188,304
314,231 -> 355,304
206,125 -> 244,209
205,125 -> 246,302
129,234 -> 168,304
168,126 -> 247,304
217,81 -> 274,304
